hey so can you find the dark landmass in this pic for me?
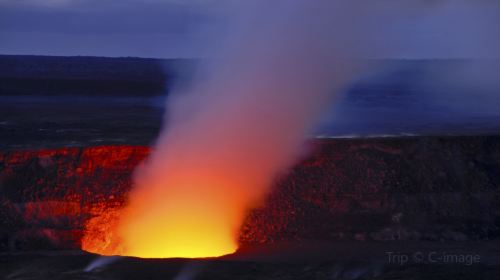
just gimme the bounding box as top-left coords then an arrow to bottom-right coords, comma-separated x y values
0,55 -> 197,96
0,55 -> 488,97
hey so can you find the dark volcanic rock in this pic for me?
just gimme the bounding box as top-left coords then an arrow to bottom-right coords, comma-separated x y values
240,136 -> 500,244
0,136 -> 500,251
0,146 -> 149,250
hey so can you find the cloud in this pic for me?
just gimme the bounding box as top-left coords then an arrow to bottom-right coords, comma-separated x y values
0,0 -> 499,58
0,0 -> 216,34
0,0 -> 227,57
0,0 -> 76,8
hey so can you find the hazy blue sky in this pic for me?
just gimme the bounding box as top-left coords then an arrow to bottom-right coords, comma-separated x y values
0,0 -> 499,58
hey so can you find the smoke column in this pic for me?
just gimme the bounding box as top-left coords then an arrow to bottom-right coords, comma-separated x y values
113,0 -> 369,258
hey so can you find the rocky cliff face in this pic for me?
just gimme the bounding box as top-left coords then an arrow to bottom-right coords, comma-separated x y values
0,146 -> 148,250
1,136 -> 499,251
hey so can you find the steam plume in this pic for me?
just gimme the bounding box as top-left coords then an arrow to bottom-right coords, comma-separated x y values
114,0 -> 367,258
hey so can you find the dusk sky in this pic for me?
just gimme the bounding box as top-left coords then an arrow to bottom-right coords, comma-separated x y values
1,0 -> 499,59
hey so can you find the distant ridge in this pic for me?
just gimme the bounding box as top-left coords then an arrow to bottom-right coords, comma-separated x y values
0,55 -> 197,96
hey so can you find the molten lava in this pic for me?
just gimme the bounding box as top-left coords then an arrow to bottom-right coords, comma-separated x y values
82,162 -> 252,258
113,176 -> 243,258
81,190 -> 242,258
116,200 -> 238,258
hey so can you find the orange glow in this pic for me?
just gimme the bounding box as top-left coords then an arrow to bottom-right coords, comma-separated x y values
81,203 -> 125,256
82,164 -> 253,258
117,201 -> 238,258
81,192 -> 242,258
80,105 -> 293,259
113,176 -> 243,258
